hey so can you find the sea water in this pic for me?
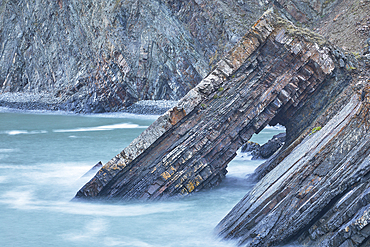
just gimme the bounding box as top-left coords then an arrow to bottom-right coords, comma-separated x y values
0,108 -> 286,247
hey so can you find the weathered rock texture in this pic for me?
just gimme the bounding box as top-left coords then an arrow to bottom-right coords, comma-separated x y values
0,0 -> 266,113
1,0 -> 368,113
216,87 -> 370,246
75,10 -> 350,201
214,14 -> 370,247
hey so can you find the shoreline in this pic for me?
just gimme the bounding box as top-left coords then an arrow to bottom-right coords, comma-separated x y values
0,92 -> 177,116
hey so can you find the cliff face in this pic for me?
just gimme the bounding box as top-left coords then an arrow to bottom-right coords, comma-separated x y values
1,0 -> 368,113
71,6 -> 370,246
214,11 -> 370,245
0,0 -> 265,113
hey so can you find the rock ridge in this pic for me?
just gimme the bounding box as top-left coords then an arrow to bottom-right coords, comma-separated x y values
75,9 -> 348,202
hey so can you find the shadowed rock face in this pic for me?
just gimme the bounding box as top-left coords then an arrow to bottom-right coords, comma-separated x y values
0,0 -> 265,113
75,10 -> 348,201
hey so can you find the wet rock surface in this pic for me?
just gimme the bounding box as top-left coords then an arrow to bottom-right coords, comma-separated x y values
215,23 -> 370,247
241,132 -> 286,160
217,92 -> 370,247
2,1 -> 369,246
241,141 -> 261,159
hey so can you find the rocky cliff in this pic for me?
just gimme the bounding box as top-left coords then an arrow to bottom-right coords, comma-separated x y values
2,1 -> 370,246
0,0 -> 368,113
0,0 -> 265,113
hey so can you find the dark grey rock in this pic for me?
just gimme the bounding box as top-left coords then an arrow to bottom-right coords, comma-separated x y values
0,0 -> 266,113
259,133 -> 286,158
241,133 -> 286,160
241,141 -> 261,159
75,10 -> 340,205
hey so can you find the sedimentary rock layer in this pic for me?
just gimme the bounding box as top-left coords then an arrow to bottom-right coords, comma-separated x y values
75,10 -> 344,200
216,86 -> 370,246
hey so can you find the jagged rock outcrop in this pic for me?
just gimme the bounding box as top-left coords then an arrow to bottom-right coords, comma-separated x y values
214,13 -> 370,246
75,9 -> 351,201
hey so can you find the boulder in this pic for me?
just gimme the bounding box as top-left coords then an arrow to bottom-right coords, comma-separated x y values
241,133 -> 286,160
259,132 -> 286,158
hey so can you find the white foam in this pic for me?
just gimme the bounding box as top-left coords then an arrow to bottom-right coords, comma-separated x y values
53,123 -> 147,133
227,164 -> 258,177
264,124 -> 286,130
62,219 -> 154,247
59,201 -> 187,217
2,130 -> 47,135
0,189 -> 40,210
5,130 -> 28,135
18,162 -> 95,186
62,218 -> 108,242
0,187 -> 188,217
86,112 -> 160,120
234,151 -> 253,161
0,148 -> 17,153
0,164 -> 40,170
103,237 -> 153,247
0,176 -> 7,183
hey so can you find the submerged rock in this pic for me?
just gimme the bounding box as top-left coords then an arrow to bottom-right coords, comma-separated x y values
259,132 -> 286,158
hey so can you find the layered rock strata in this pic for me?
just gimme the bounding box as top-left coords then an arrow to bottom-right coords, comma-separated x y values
216,85 -> 370,246
75,10 -> 346,200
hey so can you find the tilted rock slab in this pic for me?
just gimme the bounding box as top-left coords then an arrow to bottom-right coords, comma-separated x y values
216,87 -> 370,246
75,9 -> 339,200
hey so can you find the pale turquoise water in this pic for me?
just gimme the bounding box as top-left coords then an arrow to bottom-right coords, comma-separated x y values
0,108 -> 285,247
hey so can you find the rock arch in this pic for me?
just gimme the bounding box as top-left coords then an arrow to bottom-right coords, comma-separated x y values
75,10 -> 344,201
